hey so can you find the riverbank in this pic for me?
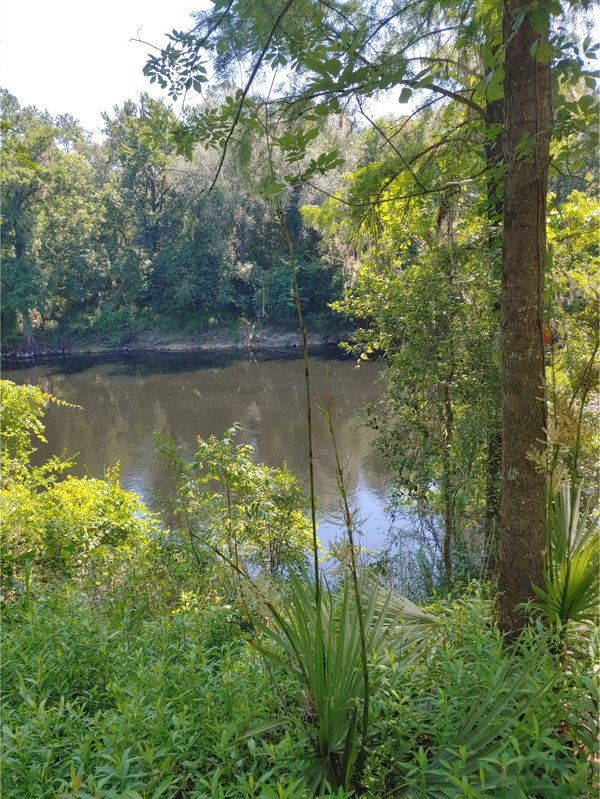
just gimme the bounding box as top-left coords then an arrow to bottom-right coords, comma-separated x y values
1,321 -> 354,362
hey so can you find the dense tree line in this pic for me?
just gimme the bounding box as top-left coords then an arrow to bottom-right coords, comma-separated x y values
0,89 -> 352,352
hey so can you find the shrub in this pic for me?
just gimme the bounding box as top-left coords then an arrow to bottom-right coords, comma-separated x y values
0,587 -> 324,799
0,381 -> 158,596
155,425 -> 314,583
363,586 -> 599,797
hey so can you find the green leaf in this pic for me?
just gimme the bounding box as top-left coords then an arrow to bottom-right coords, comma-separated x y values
513,11 -> 526,30
530,7 -> 550,34
533,39 -> 553,64
398,87 -> 412,104
346,66 -> 373,85
480,43 -> 496,69
485,68 -> 505,102
323,58 -> 343,76
578,94 -> 597,112
263,183 -> 287,195
302,54 -> 331,77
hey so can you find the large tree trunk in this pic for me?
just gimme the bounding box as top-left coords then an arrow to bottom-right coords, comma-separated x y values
497,1 -> 552,634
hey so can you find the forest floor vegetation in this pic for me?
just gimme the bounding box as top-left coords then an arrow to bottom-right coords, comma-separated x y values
2,583 -> 598,798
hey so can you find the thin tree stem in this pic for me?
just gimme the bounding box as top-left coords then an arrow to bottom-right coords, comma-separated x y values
275,202 -> 320,597
322,398 -> 370,783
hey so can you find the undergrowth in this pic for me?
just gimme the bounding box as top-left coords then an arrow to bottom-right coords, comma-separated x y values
2,585 -> 597,798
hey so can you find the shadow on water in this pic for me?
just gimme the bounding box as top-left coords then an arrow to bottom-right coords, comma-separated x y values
2,345 -> 353,378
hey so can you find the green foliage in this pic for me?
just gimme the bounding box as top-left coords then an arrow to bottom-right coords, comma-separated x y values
546,191 -> 599,492
0,379 -> 49,463
143,0 -> 597,635
362,586 -> 598,797
0,380 -> 157,594
319,161 -> 500,580
311,155 -> 598,594
1,4 -> 599,795
0,588 -> 315,799
2,584 -> 596,798
155,425 -> 313,582
253,571 -> 437,792
251,255 -> 340,325
259,259 -> 296,323
0,91 -> 111,347
532,486 -> 600,625
1,89 -> 347,349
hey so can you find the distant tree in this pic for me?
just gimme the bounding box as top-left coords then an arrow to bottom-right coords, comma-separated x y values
100,96 -> 179,315
1,92 -> 108,349
1,90 -> 57,351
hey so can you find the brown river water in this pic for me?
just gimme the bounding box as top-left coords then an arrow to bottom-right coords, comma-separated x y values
3,350 -> 392,548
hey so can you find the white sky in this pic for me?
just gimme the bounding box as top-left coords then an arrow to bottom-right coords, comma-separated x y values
0,0 -> 203,138
1,1 -> 598,141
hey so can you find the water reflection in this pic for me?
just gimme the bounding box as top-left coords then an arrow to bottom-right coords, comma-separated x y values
3,352 -> 391,546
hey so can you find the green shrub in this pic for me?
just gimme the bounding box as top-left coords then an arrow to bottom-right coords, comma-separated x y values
532,485 -> 599,625
362,586 -> 599,797
0,381 -> 158,596
0,587 -> 320,799
155,425 -> 314,583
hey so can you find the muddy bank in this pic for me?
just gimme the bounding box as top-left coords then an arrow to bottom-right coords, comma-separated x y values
1,323 -> 354,362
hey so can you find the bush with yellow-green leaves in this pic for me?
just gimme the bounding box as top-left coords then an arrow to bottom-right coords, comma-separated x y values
0,380 -> 157,597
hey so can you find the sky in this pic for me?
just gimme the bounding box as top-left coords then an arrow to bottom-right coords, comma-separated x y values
1,1 -> 599,141
0,0 -> 204,139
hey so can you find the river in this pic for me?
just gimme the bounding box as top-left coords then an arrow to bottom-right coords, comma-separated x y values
3,350 -> 392,549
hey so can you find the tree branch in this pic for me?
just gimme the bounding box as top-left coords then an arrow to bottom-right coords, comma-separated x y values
422,83 -> 487,121
209,0 -> 296,191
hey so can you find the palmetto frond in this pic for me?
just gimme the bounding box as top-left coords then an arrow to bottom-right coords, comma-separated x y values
533,486 -> 599,624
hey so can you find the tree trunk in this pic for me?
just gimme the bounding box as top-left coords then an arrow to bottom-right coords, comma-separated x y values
497,1 -> 552,634
483,94 -> 504,575
13,216 -> 39,357
484,430 -> 502,572
20,307 -> 38,356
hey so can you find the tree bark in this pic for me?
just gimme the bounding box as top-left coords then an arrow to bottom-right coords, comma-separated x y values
13,209 -> 39,357
20,307 -> 38,356
484,429 -> 502,572
497,1 -> 552,634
